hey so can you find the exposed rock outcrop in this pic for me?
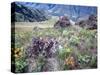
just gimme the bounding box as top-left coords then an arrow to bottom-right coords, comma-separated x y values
54,16 -> 71,28
75,14 -> 97,29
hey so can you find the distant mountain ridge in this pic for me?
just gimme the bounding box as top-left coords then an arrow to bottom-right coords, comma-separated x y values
11,2 -> 50,22
11,2 -> 97,22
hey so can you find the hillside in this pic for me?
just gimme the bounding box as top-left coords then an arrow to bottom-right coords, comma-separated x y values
14,2 -> 97,21
11,2 -> 50,22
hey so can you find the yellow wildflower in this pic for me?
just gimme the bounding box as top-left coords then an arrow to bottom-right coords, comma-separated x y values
12,47 -> 23,59
65,56 -> 75,67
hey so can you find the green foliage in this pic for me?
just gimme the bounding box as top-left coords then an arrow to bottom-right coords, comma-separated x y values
68,36 -> 80,46
15,57 -> 27,73
58,46 -> 73,60
12,22 -> 97,72
77,54 -> 97,68
90,56 -> 97,68
36,57 -> 46,72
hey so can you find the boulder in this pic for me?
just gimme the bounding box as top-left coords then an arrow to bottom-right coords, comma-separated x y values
75,14 -> 97,29
87,14 -> 97,29
54,16 -> 71,28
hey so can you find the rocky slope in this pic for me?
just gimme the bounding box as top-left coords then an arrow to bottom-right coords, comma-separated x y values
11,2 -> 50,22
